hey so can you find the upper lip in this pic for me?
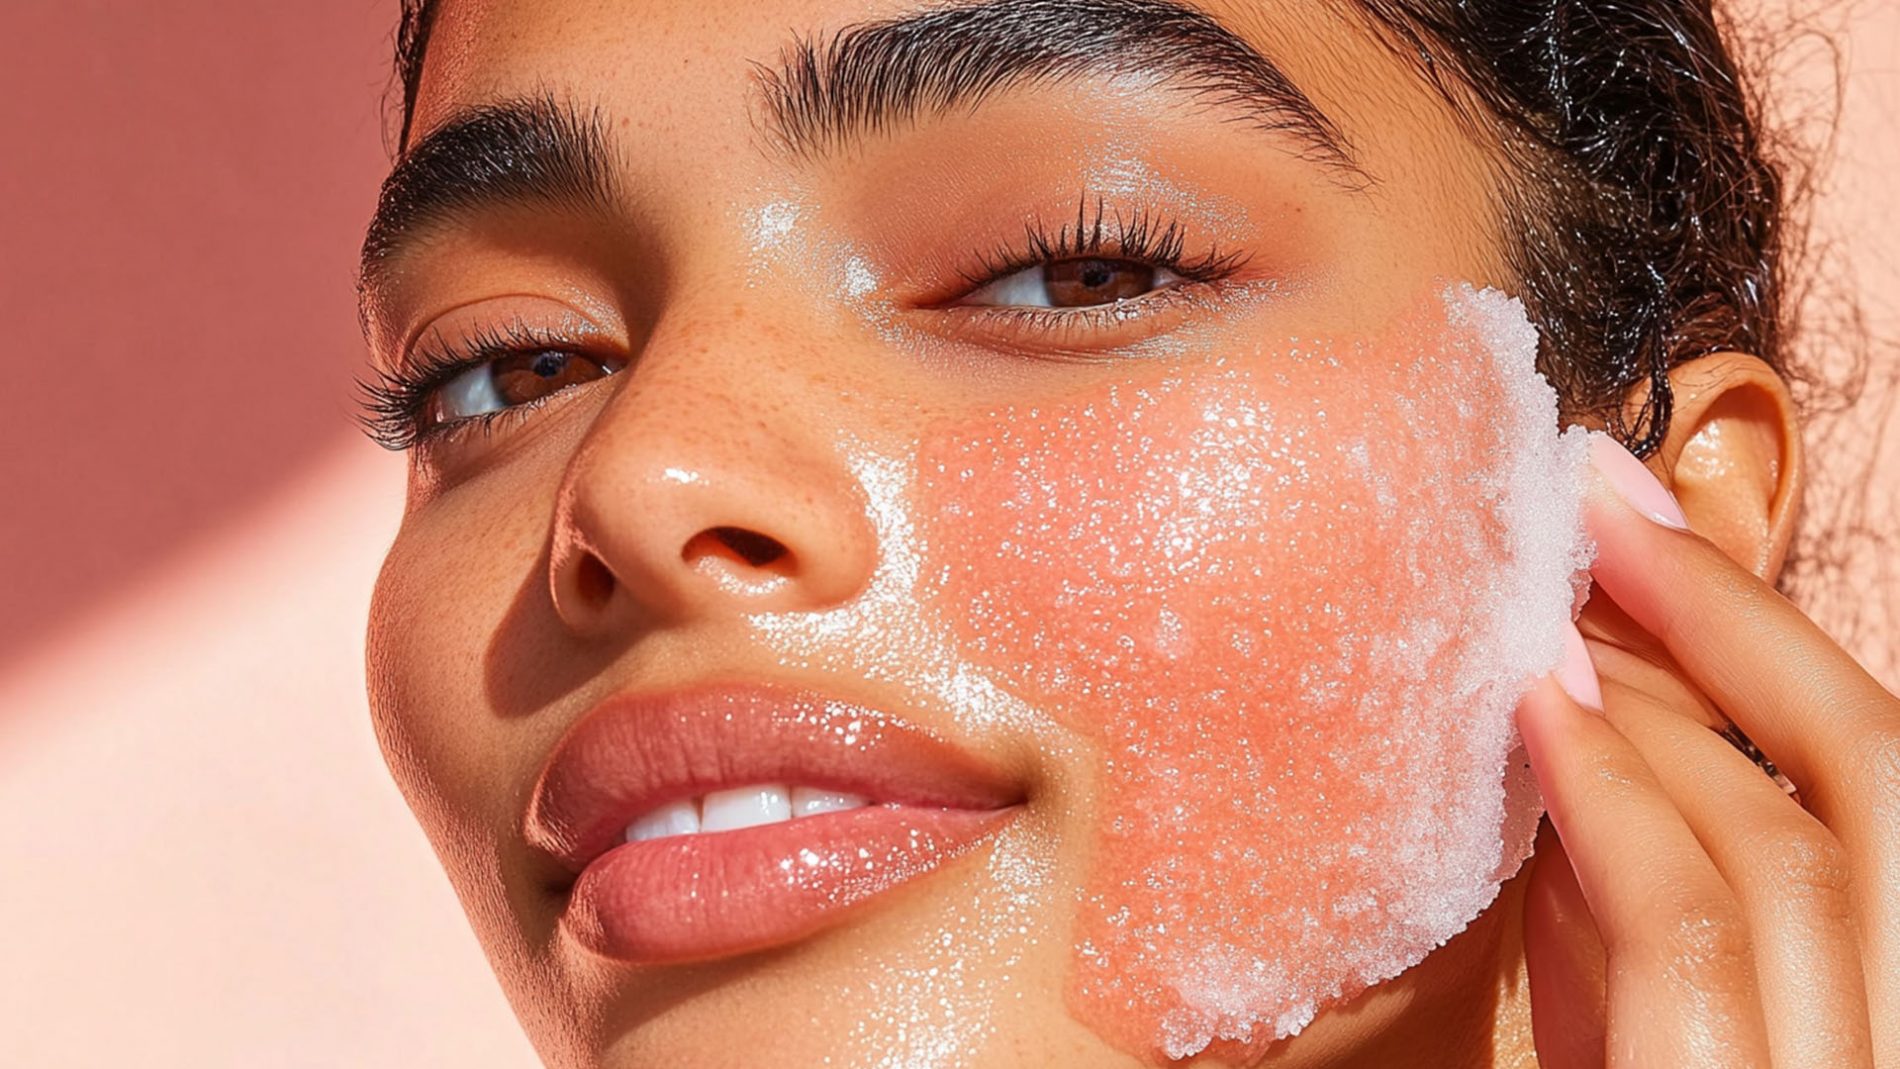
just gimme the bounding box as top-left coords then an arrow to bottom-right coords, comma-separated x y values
525,681 -> 1023,880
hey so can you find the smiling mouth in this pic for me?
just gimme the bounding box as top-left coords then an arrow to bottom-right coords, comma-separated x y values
621,782 -> 870,840
527,683 -> 1023,964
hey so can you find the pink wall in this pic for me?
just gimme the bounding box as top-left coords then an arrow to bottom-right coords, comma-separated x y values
0,3 -> 538,1065
0,1 -> 391,662
0,3 -> 1890,1066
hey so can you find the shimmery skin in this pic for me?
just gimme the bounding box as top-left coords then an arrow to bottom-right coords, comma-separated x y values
741,195 -> 887,306
749,452 -> 1058,1065
916,287 -> 1591,1060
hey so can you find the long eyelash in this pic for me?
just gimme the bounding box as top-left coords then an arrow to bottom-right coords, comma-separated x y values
959,196 -> 1252,290
353,320 -> 575,452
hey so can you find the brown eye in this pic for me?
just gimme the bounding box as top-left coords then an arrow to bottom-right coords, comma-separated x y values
1041,258 -> 1158,306
960,257 -> 1181,310
425,349 -> 619,430
490,350 -> 612,405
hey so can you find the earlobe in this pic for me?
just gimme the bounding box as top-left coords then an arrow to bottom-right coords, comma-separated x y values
1647,352 -> 1803,580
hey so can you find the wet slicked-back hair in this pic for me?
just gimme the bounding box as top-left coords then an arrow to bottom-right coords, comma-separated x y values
386,0 -> 1789,459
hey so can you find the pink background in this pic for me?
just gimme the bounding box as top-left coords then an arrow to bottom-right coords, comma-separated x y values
0,3 -> 1891,1065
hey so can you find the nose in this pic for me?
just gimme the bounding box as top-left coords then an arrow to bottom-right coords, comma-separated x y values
547,356 -> 878,636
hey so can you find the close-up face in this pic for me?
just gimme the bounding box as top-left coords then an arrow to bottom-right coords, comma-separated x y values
362,1 -> 1595,1065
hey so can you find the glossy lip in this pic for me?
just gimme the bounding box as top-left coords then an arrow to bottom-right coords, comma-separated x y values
526,682 -> 1024,962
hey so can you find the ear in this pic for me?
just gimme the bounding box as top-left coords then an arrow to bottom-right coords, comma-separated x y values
1644,352 -> 1803,581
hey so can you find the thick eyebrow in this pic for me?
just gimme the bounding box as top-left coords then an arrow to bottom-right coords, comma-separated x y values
359,96 -> 616,300
755,0 -> 1361,176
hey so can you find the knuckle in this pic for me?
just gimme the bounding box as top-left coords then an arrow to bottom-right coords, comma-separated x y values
1621,892 -> 1755,989
1742,820 -> 1853,914
1577,742 -> 1637,789
1570,726 -> 1656,794
1666,903 -> 1752,968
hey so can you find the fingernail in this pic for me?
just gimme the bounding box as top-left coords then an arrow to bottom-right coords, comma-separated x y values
1587,432 -> 1690,530
1555,624 -> 1603,711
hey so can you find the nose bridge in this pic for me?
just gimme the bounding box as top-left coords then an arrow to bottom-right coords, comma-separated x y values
547,310 -> 878,634
601,303 -> 872,490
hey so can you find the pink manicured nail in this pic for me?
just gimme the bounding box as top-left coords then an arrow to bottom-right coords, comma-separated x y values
1555,624 -> 1603,711
1587,432 -> 1690,530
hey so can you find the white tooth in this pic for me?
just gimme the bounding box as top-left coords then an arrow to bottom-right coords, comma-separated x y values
791,786 -> 868,818
699,783 -> 792,832
624,798 -> 701,843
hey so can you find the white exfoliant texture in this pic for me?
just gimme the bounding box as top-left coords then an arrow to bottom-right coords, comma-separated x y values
918,285 -> 1595,1059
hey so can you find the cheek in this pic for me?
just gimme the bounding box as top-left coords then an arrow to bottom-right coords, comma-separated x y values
915,287 -> 1590,1059
364,530 -> 492,837
365,487 -> 553,855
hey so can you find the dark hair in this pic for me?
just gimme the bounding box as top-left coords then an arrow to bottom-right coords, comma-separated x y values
1353,2 -> 1786,458
387,0 -> 1786,458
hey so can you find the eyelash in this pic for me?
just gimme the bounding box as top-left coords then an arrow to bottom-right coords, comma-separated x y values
354,320 -> 596,452
958,197 -> 1250,297
355,200 -> 1247,452
929,198 -> 1251,351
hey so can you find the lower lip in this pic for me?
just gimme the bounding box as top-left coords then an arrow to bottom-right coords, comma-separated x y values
564,803 -> 1016,963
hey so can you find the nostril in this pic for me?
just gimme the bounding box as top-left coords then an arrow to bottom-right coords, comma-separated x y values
574,552 -> 617,606
684,526 -> 791,571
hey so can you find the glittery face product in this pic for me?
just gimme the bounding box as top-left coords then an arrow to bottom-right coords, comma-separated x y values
741,195 -> 887,308
915,285 -> 1593,1059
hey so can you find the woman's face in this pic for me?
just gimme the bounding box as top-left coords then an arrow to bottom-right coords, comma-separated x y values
363,1 -> 1539,1065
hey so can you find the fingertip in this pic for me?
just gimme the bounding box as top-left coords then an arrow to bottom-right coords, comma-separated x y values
1515,676 -> 1580,775
1587,431 -> 1690,531
1515,628 -> 1602,749
1514,653 -> 1606,796
1554,624 -> 1603,712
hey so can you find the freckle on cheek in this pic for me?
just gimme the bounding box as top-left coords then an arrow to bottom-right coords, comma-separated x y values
916,286 -> 1593,1059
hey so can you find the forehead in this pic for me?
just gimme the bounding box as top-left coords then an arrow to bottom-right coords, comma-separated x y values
407,0 -> 1497,201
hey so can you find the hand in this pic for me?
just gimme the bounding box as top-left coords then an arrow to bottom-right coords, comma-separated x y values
1517,434 -> 1899,1069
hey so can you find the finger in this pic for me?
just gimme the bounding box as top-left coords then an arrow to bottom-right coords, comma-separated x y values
1523,823 -> 1608,1069
1603,680 -> 1874,1069
1584,433 -> 1900,1054
1583,433 -> 1896,816
1518,667 -> 1773,1068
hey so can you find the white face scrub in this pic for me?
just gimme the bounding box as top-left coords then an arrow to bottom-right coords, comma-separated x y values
912,285 -> 1594,1058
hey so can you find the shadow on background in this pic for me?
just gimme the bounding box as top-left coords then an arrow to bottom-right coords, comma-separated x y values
0,1 -> 393,667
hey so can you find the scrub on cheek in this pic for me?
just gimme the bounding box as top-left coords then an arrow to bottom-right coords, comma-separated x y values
917,286 -> 1593,1059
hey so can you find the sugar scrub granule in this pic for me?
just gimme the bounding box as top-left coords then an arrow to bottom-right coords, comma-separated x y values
916,284 -> 1595,1060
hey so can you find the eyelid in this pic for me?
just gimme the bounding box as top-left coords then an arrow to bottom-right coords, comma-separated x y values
945,199 -> 1249,296
897,197 -> 1257,356
895,202 -> 1255,344
928,280 -> 1242,359
354,316 -> 621,452
400,296 -> 615,367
